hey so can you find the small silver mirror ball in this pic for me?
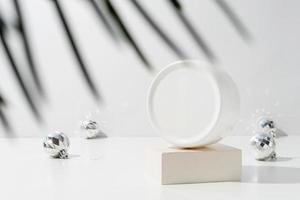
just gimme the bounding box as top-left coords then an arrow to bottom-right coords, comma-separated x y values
257,118 -> 276,136
250,132 -> 276,161
81,120 -> 102,139
43,131 -> 70,159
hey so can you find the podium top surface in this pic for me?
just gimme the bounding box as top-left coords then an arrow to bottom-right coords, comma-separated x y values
156,143 -> 241,153
0,136 -> 299,200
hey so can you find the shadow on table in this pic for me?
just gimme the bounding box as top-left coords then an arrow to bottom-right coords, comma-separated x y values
242,165 -> 300,184
276,128 -> 288,138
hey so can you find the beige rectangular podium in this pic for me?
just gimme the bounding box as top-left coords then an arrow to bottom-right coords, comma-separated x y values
146,143 -> 242,185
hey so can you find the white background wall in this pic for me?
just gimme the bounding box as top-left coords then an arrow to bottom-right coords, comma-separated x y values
0,0 -> 299,137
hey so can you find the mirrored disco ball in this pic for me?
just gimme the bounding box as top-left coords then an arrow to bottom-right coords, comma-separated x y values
43,131 -> 70,159
81,119 -> 104,139
250,132 -> 276,161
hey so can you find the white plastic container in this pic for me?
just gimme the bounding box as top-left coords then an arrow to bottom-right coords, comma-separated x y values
147,60 -> 240,148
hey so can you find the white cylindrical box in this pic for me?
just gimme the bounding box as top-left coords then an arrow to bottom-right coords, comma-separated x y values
147,60 -> 240,148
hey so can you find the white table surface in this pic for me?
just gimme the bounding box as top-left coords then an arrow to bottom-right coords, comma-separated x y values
0,136 -> 299,200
